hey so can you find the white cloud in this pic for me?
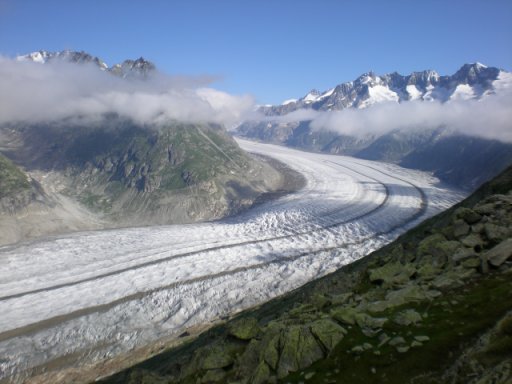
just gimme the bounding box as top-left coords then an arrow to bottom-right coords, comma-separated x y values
257,91 -> 512,143
0,57 -> 254,127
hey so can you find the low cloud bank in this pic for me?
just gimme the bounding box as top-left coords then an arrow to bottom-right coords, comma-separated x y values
260,92 -> 512,143
0,57 -> 254,127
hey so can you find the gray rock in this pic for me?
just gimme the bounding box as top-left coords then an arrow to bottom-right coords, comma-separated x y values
368,262 -> 415,286
351,345 -> 365,354
455,207 -> 482,224
389,336 -> 406,346
414,335 -> 430,342
486,238 -> 512,267
474,203 -> 495,215
354,313 -> 387,330
461,256 -> 481,269
411,341 -> 423,347
460,233 -> 484,249
396,346 -> 410,353
276,326 -> 324,378
378,332 -> 390,345
251,361 -> 271,384
394,309 -> 422,326
484,223 -> 510,243
201,369 -> 226,383
330,307 -> 358,325
452,248 -> 478,263
329,292 -> 353,306
309,319 -> 346,352
229,317 -> 260,340
453,219 -> 470,238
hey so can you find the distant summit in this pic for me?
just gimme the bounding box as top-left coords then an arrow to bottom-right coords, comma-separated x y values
238,63 -> 512,190
17,50 -> 156,79
259,63 -> 507,116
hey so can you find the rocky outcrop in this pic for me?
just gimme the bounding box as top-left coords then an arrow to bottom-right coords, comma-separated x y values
98,166 -> 512,384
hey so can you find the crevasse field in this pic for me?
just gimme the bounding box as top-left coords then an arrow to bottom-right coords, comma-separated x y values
0,139 -> 465,380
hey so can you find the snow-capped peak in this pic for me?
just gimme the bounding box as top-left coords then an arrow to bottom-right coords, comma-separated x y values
473,62 -> 488,69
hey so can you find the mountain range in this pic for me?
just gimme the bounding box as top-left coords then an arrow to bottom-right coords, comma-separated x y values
238,63 -> 512,189
261,62 -> 506,114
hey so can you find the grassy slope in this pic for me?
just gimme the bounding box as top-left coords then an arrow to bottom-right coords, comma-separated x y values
0,153 -> 30,200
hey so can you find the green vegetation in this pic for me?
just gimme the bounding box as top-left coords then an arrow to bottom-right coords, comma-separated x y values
0,153 -> 30,199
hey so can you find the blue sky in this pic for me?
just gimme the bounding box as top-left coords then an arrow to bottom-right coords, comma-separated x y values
1,0 -> 511,104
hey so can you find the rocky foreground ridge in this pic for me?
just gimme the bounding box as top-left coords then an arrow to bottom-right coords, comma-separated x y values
100,165 -> 512,384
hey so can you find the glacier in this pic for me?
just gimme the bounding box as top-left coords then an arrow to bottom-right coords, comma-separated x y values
0,139 -> 465,381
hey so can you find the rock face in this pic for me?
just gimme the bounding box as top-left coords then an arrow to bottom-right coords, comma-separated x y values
98,167 -> 512,384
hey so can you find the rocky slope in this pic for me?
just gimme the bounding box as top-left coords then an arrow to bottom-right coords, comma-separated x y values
99,165 -> 512,384
237,64 -> 512,189
0,120 -> 285,245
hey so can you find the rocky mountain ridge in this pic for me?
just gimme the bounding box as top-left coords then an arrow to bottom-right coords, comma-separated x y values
17,50 -> 156,78
237,63 -> 512,190
261,63 -> 505,115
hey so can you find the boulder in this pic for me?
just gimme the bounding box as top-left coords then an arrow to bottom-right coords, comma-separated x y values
389,336 -> 406,346
461,256 -> 481,269
452,219 -> 470,238
331,307 -> 359,325
383,285 -> 430,308
460,234 -> 484,249
250,361 -> 271,384
368,262 -> 416,286
354,313 -> 388,329
474,203 -> 496,215
309,319 -> 346,352
417,235 -> 460,267
201,343 -> 237,370
416,263 -> 441,280
229,317 -> 260,340
394,309 -> 422,326
330,292 -> 353,306
486,238 -> 512,267
396,346 -> 410,353
484,223 -> 510,243
452,248 -> 478,263
200,369 -> 226,383
454,207 -> 482,224
276,326 -> 324,378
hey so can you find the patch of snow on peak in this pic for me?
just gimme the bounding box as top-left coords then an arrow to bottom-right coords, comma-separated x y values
281,99 -> 297,106
319,88 -> 335,99
359,85 -> 399,108
473,62 -> 488,69
406,85 -> 422,100
303,92 -> 320,103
